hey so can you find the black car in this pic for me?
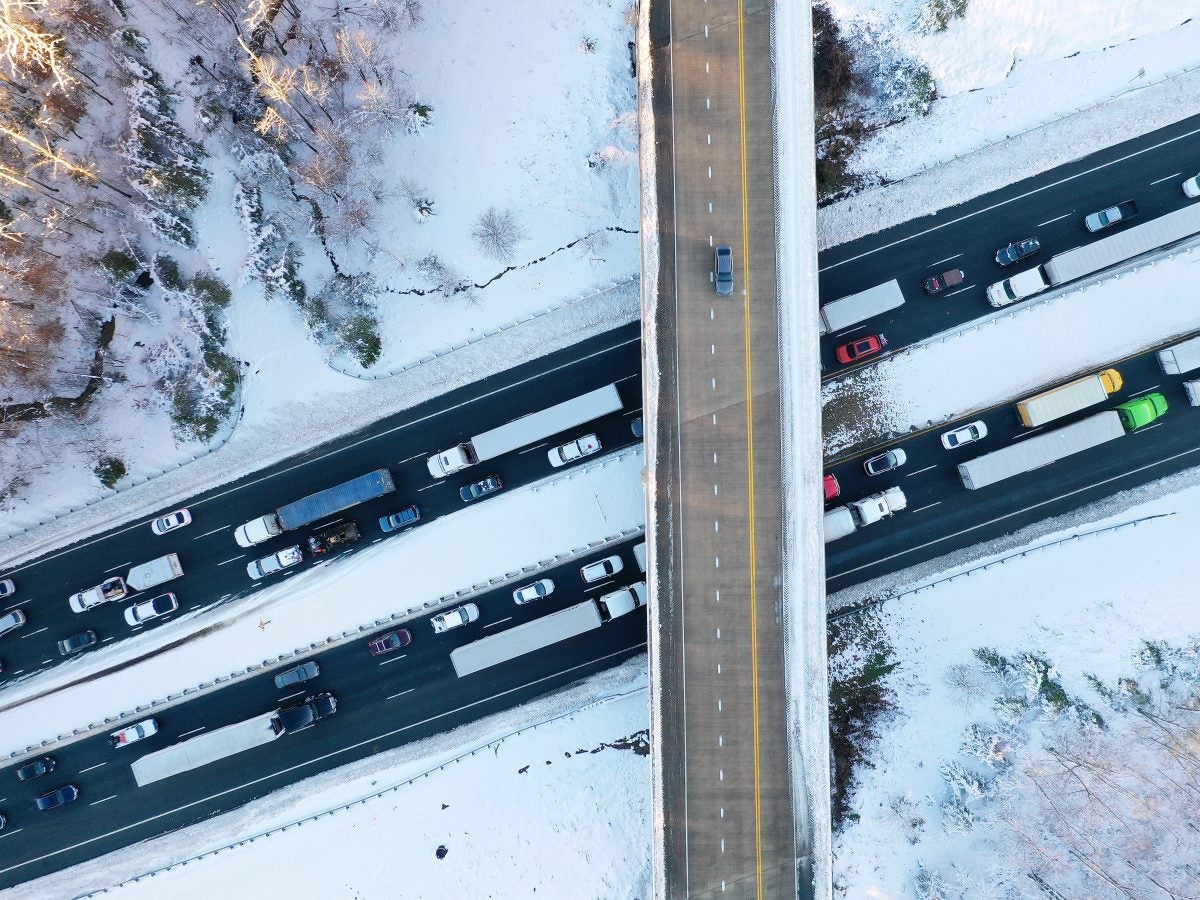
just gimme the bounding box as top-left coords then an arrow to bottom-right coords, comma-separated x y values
16,756 -> 56,781
306,520 -> 361,555
459,474 -> 503,503
276,693 -> 337,733
34,784 -> 79,810
995,237 -> 1040,266
57,630 -> 97,656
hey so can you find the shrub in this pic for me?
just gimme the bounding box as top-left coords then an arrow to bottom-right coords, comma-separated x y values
918,0 -> 970,34
883,60 -> 937,118
94,456 -> 127,488
338,313 -> 382,368
813,3 -> 857,114
154,254 -> 185,291
188,273 -> 232,314
100,250 -> 141,283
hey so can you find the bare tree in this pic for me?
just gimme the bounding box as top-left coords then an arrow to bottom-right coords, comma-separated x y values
470,205 -> 525,262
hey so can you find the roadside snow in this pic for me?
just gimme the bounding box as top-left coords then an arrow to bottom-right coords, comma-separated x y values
0,450 -> 645,760
830,470 -> 1200,896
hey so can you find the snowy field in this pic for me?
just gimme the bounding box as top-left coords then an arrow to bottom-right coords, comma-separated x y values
830,470 -> 1200,897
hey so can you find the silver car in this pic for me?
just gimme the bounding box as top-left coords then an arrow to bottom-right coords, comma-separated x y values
274,661 -> 320,690
714,245 -> 733,296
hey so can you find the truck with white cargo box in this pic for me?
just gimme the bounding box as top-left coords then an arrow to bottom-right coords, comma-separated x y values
1185,381 -> 1200,406
956,399 -> 1167,490
450,600 -> 605,677
1157,336 -> 1200,375
818,280 -> 905,335
427,384 -> 622,477
988,204 -> 1200,308
1015,369 -> 1123,428
125,553 -> 183,591
235,469 -> 395,547
130,696 -> 337,787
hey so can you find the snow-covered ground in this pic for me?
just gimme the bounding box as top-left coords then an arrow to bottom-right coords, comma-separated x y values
829,471 -> 1200,896
0,449 -> 645,759
821,244 -> 1200,455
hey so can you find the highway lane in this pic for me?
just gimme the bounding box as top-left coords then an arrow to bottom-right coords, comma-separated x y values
824,346 -> 1200,587
816,114 -> 1200,371
0,324 -> 642,680
0,536 -> 647,887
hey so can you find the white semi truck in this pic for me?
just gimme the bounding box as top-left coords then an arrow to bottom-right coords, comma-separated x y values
1015,369 -> 1123,428
818,280 -> 905,335
427,384 -> 623,478
823,487 -> 907,543
1157,336 -> 1200,375
130,695 -> 336,787
450,588 -> 644,678
987,204 -> 1200,307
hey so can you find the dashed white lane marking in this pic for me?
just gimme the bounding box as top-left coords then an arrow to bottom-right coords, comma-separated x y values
906,465 -> 937,477
910,501 -> 942,514
1037,212 -> 1073,227
1149,172 -> 1181,185
928,252 -> 963,267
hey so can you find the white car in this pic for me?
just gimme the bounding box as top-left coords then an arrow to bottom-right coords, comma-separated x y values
580,555 -> 624,584
597,581 -> 648,620
150,509 -> 192,535
0,578 -> 14,599
547,434 -> 601,468
431,603 -> 479,634
110,718 -> 158,748
68,577 -> 128,613
1184,175 -> 1200,199
124,592 -> 179,626
941,420 -> 988,450
513,579 -> 554,605
246,545 -> 303,580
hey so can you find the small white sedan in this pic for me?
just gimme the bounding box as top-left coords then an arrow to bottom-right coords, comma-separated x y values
941,420 -> 988,450
0,578 -> 14,599
513,579 -> 555,605
431,603 -> 480,634
151,509 -> 192,536
110,718 -> 158,748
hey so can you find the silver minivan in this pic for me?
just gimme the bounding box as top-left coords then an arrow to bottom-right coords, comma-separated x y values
0,609 -> 26,638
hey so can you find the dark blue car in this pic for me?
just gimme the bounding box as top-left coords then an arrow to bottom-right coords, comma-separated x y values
995,237 -> 1040,266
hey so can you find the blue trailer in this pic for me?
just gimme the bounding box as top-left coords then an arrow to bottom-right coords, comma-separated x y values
235,469 -> 395,546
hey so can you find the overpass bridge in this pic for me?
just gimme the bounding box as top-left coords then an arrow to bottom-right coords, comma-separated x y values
641,0 -> 829,897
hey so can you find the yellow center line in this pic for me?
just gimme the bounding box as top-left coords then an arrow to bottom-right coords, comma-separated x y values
734,1 -> 764,895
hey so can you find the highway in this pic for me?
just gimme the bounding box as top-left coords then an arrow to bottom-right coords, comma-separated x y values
817,115 -> 1200,371
0,536 -> 647,887
0,324 -> 642,680
825,344 -> 1200,586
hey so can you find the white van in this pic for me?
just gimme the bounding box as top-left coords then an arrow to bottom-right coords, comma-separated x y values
633,542 -> 647,574
597,582 -> 646,620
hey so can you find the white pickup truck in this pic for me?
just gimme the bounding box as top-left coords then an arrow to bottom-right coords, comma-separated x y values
547,433 -> 601,467
246,546 -> 303,580
69,577 -> 128,613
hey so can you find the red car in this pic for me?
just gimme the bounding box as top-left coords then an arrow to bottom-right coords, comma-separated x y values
835,334 -> 887,364
823,474 -> 840,503
369,629 -> 412,656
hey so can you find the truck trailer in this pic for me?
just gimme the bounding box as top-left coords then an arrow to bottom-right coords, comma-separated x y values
131,712 -> 284,786
1157,336 -> 1200,375
427,384 -> 623,478
818,280 -> 905,335
987,204 -> 1200,308
126,553 -> 183,591
235,469 -> 396,547
1016,369 -> 1123,428
450,600 -> 605,677
957,400 -> 1166,490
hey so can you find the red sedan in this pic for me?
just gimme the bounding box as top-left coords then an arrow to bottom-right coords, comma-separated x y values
823,474 -> 840,503
835,334 -> 887,364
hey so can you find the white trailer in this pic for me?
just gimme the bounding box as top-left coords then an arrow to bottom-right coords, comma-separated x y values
1043,203 -> 1200,285
1185,381 -> 1200,406
957,411 -> 1126,490
1157,336 -> 1200,375
818,280 -> 905,335
126,553 -> 183,591
427,384 -> 623,477
823,507 -> 856,543
1015,369 -> 1122,428
131,713 -> 283,787
450,600 -> 604,677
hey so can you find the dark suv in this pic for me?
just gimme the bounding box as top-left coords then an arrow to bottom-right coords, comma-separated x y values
16,756 -> 56,781
277,693 -> 337,733
57,630 -> 97,656
35,784 -> 79,810
459,475 -> 502,503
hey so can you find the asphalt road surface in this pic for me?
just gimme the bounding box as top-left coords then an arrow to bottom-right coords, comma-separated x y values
0,324 -> 642,679
0,537 -> 647,887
